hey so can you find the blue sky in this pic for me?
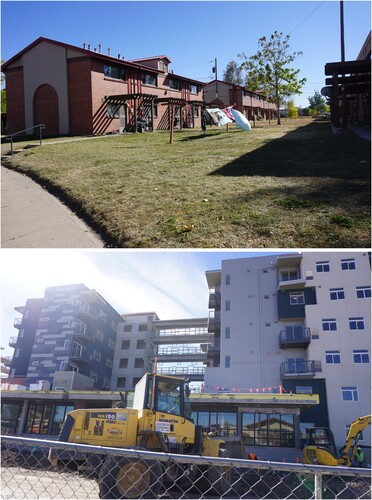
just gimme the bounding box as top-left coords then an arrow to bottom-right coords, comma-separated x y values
1,249 -> 282,357
1,1 -> 371,108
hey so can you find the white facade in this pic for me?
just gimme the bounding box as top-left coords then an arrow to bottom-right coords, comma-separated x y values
204,252 -> 371,449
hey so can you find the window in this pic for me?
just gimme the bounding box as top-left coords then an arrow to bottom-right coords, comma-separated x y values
107,103 -> 119,118
95,330 -> 104,342
111,321 -> 118,332
242,412 -> 294,447
139,324 -> 147,331
353,350 -> 370,364
322,318 -> 337,331
341,259 -> 356,270
356,286 -> 371,299
296,386 -> 313,395
136,339 -> 146,349
63,340 -> 70,350
99,310 -> 107,322
330,288 -> 345,300
75,319 -> 86,335
134,358 -> 145,368
121,340 -> 130,349
93,350 -> 101,362
133,377 -> 141,387
1,402 -> 22,435
341,387 -> 358,401
25,403 -> 52,434
108,339 -> 115,350
119,358 -> 128,368
225,275 -> 231,285
123,325 -> 132,332
51,405 -> 74,435
117,377 -> 126,388
169,78 -> 180,90
142,73 -> 157,86
290,292 -> 304,305
225,355 -> 230,368
189,83 -> 198,94
280,270 -> 299,281
90,371 -> 98,383
106,358 -> 113,368
104,65 -> 125,80
225,327 -> 230,339
193,411 -> 237,437
349,317 -> 365,331
316,261 -> 330,272
225,300 -> 230,311
325,350 -> 341,364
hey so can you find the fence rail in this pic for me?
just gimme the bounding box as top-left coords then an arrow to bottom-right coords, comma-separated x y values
1,435 -> 371,499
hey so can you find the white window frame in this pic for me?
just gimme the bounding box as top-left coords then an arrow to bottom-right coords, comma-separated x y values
316,261 -> 330,272
353,350 -> 370,364
356,286 -> 371,299
290,292 -> 305,305
341,386 -> 359,402
322,318 -> 337,332
330,288 -> 345,300
349,317 -> 365,331
325,350 -> 341,364
341,259 -> 356,270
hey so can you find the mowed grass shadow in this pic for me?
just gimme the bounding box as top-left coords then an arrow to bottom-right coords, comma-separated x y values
209,121 -> 371,180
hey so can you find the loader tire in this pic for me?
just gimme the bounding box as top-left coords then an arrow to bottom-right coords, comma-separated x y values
98,455 -> 162,499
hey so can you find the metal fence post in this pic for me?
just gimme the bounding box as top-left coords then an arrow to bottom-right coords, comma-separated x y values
314,471 -> 323,499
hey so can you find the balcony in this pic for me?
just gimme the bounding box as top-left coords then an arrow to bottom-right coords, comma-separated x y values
1,356 -> 13,367
69,347 -> 92,364
9,336 -> 18,347
73,323 -> 94,343
280,360 -> 321,379
279,327 -> 311,349
156,345 -> 207,363
278,277 -> 307,291
13,318 -> 23,329
208,288 -> 221,309
208,310 -> 221,333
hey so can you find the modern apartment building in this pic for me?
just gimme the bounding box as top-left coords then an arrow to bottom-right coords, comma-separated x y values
112,313 -> 211,391
205,252 -> 371,449
3,37 -> 204,136
8,284 -> 122,390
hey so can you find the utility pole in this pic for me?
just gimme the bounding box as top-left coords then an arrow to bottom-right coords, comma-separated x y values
213,58 -> 218,103
340,1 -> 346,127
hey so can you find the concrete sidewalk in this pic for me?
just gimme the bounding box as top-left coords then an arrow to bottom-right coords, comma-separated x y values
1,166 -> 104,248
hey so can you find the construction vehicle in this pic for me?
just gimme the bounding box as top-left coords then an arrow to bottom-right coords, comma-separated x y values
49,373 -> 231,498
302,414 -> 371,466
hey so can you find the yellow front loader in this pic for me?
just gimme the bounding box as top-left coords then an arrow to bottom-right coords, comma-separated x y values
49,373 -> 231,498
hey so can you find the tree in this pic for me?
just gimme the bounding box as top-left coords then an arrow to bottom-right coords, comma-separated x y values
308,91 -> 327,115
286,100 -> 298,119
222,61 -> 243,86
239,31 -> 306,125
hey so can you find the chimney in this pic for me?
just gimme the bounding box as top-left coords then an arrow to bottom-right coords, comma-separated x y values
118,53 -> 121,59
99,44 -> 102,54
88,44 -> 91,50
108,47 -> 111,56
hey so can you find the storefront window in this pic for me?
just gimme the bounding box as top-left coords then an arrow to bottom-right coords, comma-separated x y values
25,403 -> 74,435
242,412 -> 294,447
1,403 -> 22,435
192,411 -> 237,436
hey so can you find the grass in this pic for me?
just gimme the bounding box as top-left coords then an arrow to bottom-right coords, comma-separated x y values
2,118 -> 370,248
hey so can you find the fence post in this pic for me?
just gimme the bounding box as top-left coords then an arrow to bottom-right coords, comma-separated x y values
314,471 -> 323,499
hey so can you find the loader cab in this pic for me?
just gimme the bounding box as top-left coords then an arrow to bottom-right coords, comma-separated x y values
132,373 -> 193,421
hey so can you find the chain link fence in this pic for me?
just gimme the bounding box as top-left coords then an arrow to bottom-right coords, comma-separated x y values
1,436 -> 371,499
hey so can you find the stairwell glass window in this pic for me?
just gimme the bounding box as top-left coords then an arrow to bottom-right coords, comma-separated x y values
322,318 -> 337,332
330,288 -> 345,300
341,386 -> 359,402
341,259 -> 356,270
353,350 -> 370,364
290,292 -> 304,305
225,355 -> 231,368
325,350 -> 341,364
316,261 -> 330,272
142,73 -> 157,86
356,286 -> 371,299
349,317 -> 365,331
104,65 -> 125,80
225,300 -> 230,311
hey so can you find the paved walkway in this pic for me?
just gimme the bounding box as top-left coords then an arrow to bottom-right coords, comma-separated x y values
1,166 -> 104,248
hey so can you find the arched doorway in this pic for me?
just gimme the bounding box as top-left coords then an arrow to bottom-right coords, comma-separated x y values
33,84 -> 59,135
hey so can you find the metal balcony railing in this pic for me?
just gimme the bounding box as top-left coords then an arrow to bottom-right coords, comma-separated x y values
69,347 -> 92,364
280,360 -> 321,378
279,327 -> 311,349
13,318 -> 23,329
9,336 -> 18,347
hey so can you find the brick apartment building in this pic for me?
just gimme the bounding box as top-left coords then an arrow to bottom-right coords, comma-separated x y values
204,79 -> 276,121
2,37 -> 205,136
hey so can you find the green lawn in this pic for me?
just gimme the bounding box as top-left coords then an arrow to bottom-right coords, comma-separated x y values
2,118 -> 370,248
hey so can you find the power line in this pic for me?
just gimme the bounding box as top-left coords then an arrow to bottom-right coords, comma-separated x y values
289,2 -> 326,35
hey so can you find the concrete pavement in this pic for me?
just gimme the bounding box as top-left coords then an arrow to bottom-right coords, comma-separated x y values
1,166 -> 104,248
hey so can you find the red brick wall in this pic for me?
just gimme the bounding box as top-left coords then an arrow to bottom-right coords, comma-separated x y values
4,67 -> 25,135
68,58 -> 93,135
